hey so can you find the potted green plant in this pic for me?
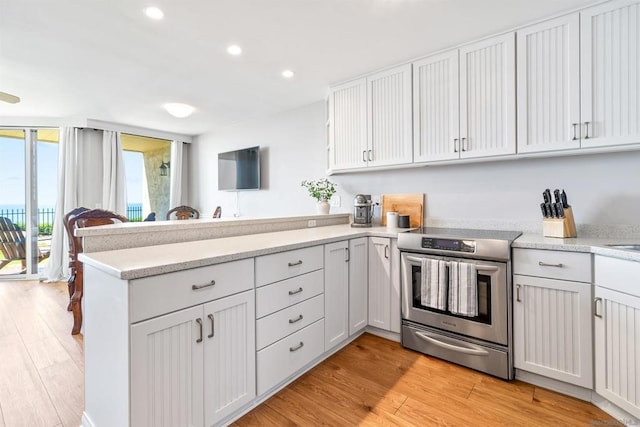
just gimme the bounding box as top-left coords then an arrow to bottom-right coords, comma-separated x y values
301,179 -> 337,214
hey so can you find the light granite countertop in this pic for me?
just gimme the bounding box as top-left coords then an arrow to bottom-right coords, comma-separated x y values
79,224 -> 409,280
514,234 -> 640,262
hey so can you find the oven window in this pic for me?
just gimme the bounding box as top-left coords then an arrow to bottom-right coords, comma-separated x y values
411,264 -> 492,324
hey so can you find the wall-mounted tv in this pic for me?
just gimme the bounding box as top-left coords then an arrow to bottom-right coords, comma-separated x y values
217,146 -> 261,191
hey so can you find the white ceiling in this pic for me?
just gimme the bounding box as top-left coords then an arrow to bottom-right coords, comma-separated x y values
0,0 -> 598,136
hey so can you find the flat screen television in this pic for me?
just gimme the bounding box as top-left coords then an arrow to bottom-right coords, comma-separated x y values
217,146 -> 261,191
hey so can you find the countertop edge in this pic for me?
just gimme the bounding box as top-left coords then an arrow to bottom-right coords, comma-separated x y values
513,234 -> 640,262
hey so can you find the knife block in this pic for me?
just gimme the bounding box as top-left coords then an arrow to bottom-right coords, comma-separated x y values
543,207 -> 577,238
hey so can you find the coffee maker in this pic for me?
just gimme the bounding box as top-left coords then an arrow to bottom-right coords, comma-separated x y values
351,194 -> 373,227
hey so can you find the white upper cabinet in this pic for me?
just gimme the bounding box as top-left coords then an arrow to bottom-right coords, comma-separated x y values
459,33 -> 517,158
581,0 -> 640,148
328,78 -> 368,170
367,64 -> 413,167
413,50 -> 460,162
517,14 -> 581,153
413,33 -> 516,162
329,64 -> 413,171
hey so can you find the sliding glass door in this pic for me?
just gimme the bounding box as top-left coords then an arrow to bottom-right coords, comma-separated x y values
0,128 -> 58,278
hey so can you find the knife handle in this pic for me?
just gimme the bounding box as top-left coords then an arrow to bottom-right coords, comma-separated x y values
553,189 -> 561,204
550,203 -> 558,218
556,203 -> 565,218
561,190 -> 569,208
540,203 -> 547,218
543,190 -> 551,204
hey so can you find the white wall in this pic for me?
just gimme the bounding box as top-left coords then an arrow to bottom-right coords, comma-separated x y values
190,102 -> 640,229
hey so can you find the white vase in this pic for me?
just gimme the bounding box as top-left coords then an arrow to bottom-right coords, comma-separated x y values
317,200 -> 330,215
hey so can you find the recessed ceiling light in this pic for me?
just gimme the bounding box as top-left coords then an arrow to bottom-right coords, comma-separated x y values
164,103 -> 195,118
282,70 -> 294,78
144,6 -> 164,20
227,45 -> 242,56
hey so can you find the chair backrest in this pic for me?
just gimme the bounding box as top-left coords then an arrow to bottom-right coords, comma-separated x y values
166,205 -> 199,220
0,217 -> 26,261
143,212 -> 156,221
67,209 -> 128,256
63,207 -> 90,259
213,206 -> 222,218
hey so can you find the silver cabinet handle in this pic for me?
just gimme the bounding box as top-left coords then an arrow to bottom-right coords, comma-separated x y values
384,245 -> 389,259
288,260 -> 303,267
594,297 -> 603,318
289,341 -> 304,352
192,280 -> 216,290
368,150 -> 373,161
516,284 -> 521,302
461,137 -> 467,152
196,318 -> 203,343
538,261 -> 563,268
288,287 -> 303,296
289,314 -> 303,324
362,150 -> 367,162
584,121 -> 591,139
345,247 -> 350,263
207,314 -> 214,338
454,138 -> 459,153
572,123 -> 579,141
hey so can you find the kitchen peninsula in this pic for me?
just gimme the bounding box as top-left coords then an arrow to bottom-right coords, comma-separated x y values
78,216 -> 640,426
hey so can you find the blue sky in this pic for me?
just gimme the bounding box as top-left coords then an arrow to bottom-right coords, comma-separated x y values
0,136 -> 143,207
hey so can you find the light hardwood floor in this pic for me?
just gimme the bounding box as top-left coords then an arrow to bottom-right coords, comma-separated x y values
0,279 -> 620,426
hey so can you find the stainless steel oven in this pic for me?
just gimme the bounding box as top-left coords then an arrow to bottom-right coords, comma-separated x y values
397,228 -> 521,380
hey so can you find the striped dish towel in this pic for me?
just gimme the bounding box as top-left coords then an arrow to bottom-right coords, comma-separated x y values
448,261 -> 478,317
420,258 -> 448,310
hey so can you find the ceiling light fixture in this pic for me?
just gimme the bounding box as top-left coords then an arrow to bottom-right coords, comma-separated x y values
227,45 -> 242,56
282,70 -> 295,79
144,6 -> 164,20
164,103 -> 195,118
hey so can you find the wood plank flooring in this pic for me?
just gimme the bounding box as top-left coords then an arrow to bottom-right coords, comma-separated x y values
0,279 -> 621,427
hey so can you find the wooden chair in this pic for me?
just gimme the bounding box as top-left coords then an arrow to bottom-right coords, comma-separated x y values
66,208 -> 128,335
213,206 -> 222,218
0,217 -> 50,272
63,207 -> 89,308
166,205 -> 199,220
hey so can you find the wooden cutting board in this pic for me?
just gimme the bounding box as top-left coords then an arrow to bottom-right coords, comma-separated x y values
381,193 -> 424,227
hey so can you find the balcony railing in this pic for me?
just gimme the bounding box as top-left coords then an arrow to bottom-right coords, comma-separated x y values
0,205 -> 144,234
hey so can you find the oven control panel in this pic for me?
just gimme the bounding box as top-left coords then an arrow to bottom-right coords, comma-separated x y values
421,238 -> 476,253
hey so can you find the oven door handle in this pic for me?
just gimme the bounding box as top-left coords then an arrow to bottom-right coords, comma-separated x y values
415,331 -> 489,356
405,256 -> 498,273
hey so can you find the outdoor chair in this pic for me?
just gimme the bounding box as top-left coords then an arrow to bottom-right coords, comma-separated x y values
66,208 -> 128,335
0,217 -> 51,272
213,206 -> 222,218
166,205 -> 199,220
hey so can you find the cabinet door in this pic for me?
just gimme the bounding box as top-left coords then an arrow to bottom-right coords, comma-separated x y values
324,241 -> 349,350
130,305 -> 204,427
595,286 -> 640,419
516,14 -> 581,153
513,275 -> 592,388
413,49 -> 461,162
581,0 -> 640,148
368,237 -> 391,331
348,238 -> 368,335
329,78 -> 368,170
367,64 -> 413,167
203,290 -> 255,426
460,33 -> 516,158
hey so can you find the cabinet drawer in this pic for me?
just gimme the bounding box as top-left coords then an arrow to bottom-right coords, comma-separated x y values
257,319 -> 325,395
595,255 -> 640,296
513,248 -> 591,282
256,269 -> 324,318
130,259 -> 254,323
257,294 -> 324,350
255,245 -> 323,287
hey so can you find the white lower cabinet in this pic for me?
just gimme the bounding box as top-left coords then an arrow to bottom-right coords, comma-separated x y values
368,237 -> 400,333
130,289 -> 255,427
594,255 -> 640,418
324,240 -> 349,350
349,237 -> 368,335
513,275 -> 592,388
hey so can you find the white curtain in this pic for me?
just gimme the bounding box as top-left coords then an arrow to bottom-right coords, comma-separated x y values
169,140 -> 183,208
45,127 -> 80,281
102,130 -> 127,215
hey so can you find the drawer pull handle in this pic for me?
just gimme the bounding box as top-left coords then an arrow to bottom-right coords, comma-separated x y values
207,314 -> 214,338
289,342 -> 304,352
289,287 -> 303,296
538,262 -> 563,268
192,280 -> 216,290
196,318 -> 203,343
289,314 -> 304,324
594,297 -> 603,318
288,260 -> 303,267
516,284 -> 521,302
